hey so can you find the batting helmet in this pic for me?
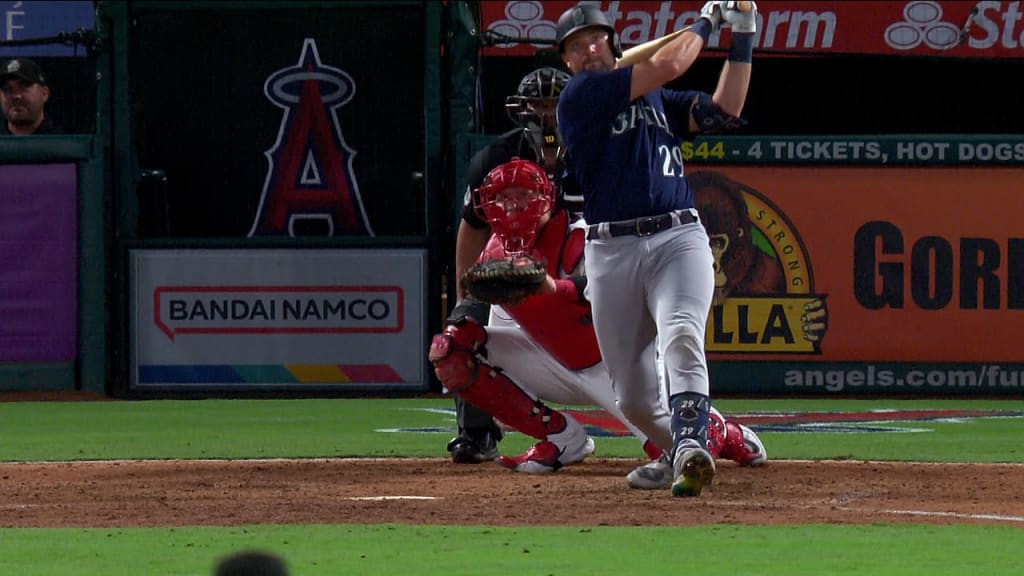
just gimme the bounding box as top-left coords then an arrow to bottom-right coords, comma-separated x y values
556,4 -> 622,58
473,158 -> 555,255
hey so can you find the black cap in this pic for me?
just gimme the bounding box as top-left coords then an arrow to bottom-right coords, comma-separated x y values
0,58 -> 47,86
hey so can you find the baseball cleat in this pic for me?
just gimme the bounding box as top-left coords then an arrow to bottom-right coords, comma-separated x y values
716,421 -> 767,466
671,447 -> 716,497
734,423 -> 767,466
498,436 -> 595,473
626,454 -> 672,489
447,431 -> 499,464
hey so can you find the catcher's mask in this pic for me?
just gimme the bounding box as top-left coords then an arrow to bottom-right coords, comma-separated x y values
505,67 -> 569,165
474,158 -> 554,256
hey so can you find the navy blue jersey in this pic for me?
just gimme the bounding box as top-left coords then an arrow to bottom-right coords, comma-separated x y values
557,66 -> 703,224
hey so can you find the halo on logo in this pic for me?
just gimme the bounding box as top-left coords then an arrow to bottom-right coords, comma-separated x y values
266,70 -> 353,107
904,0 -> 942,25
923,22 -> 960,49
523,21 -> 557,44
488,21 -> 525,47
505,0 -> 544,21
885,23 -> 922,49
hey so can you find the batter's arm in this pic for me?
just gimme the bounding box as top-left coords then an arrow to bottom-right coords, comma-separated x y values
712,3 -> 756,116
615,28 -> 691,70
711,59 -> 751,117
455,220 -> 492,300
627,29 -> 706,102
627,4 -> 721,101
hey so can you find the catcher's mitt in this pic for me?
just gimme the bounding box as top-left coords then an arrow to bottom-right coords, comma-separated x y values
462,256 -> 547,306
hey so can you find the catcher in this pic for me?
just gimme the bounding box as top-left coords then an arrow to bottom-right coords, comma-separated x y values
429,158 -> 766,485
446,66 -> 574,464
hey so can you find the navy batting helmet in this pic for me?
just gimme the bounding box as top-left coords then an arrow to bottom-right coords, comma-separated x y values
556,4 -> 622,58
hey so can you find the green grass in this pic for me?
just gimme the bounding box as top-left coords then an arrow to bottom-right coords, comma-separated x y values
1,524 -> 1022,576
2,397 -> 1023,462
2,397 -> 1024,575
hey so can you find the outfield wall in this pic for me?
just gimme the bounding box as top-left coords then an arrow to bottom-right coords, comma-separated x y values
1,2 -> 1022,397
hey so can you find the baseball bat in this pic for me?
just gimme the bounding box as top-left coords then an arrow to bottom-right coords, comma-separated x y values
616,2 -> 754,66
954,6 -> 979,48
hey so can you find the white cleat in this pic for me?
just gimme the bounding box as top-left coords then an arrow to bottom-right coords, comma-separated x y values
626,455 -> 673,489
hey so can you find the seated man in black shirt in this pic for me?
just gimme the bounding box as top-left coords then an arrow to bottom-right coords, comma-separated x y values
1,58 -> 62,135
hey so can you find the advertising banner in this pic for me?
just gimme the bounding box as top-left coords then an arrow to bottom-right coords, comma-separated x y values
481,1 -> 1016,58
128,6 -> 428,237
681,135 -> 1024,166
0,163 -> 78,362
130,249 -> 427,391
689,164 -> 1024,394
0,1 -> 95,57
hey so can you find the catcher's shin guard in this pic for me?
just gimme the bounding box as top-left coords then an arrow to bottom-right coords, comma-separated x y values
455,359 -> 568,441
720,422 -> 767,466
707,406 -> 728,459
707,406 -> 767,466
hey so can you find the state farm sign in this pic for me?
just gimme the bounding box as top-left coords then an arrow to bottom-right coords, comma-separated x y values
481,1 -> 1020,58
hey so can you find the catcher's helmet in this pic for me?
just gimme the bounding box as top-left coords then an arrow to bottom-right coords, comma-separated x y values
556,4 -> 622,58
505,67 -> 569,169
505,66 -> 569,129
515,66 -> 570,100
474,158 -> 554,255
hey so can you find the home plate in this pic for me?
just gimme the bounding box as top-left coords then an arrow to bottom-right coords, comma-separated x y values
345,496 -> 441,501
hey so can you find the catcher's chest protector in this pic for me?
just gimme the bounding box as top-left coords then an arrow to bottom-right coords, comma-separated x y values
482,211 -> 602,370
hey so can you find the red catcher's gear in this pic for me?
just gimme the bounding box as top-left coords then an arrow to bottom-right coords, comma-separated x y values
473,157 -> 554,255
480,209 -> 600,370
428,317 -> 487,391
455,357 -> 569,441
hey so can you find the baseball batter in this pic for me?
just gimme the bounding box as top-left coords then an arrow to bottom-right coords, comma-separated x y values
430,158 -> 766,481
554,2 -> 757,496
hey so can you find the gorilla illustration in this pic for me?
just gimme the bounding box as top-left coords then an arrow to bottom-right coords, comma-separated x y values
689,170 -> 828,344
689,170 -> 785,305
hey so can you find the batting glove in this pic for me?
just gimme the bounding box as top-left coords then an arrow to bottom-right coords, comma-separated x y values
699,1 -> 725,31
721,1 -> 758,34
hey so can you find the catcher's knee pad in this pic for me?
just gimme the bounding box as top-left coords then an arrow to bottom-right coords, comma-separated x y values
428,318 -> 488,392
442,316 -> 487,352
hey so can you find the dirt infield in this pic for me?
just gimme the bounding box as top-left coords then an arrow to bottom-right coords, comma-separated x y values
2,458 -> 1022,528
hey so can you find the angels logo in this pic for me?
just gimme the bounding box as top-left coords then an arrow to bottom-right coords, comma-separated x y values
690,170 -> 829,354
249,38 -> 374,237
